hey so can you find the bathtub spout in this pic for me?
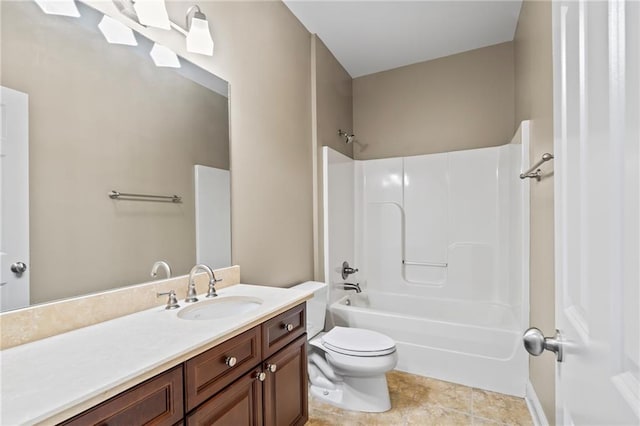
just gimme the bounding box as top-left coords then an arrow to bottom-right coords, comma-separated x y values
342,282 -> 361,293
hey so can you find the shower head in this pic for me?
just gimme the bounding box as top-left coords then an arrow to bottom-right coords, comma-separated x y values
338,129 -> 355,144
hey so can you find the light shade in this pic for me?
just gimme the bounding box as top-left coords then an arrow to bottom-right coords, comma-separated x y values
133,0 -> 170,30
34,0 -> 80,17
98,15 -> 137,46
149,43 -> 181,68
186,16 -> 213,56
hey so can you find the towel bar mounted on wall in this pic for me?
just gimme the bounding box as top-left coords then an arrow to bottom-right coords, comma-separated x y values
108,190 -> 182,203
520,153 -> 554,181
402,260 -> 448,268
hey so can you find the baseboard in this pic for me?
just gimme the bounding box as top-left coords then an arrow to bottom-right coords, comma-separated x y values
525,381 -> 549,426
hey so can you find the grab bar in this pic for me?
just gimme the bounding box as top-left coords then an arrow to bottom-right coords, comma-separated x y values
402,260 -> 448,268
520,153 -> 554,181
108,190 -> 182,203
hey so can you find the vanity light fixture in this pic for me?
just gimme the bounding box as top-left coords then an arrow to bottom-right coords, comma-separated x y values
34,0 -> 80,17
149,42 -> 181,68
132,0 -> 171,30
184,5 -> 214,56
98,15 -> 138,46
113,0 -> 214,57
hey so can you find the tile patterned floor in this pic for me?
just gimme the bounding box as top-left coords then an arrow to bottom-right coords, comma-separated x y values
307,370 -> 533,426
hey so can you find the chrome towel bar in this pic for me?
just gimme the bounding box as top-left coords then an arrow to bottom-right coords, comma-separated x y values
108,190 -> 182,203
402,260 -> 448,268
520,153 -> 554,181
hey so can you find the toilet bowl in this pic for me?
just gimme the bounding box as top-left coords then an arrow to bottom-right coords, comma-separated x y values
293,281 -> 398,413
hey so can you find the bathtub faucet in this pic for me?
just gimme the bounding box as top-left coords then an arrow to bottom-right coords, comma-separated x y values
342,282 -> 361,293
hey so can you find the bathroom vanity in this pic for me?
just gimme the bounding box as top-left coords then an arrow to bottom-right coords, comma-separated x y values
0,284 -> 312,425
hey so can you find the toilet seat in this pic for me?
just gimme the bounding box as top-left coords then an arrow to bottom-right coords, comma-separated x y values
321,327 -> 396,357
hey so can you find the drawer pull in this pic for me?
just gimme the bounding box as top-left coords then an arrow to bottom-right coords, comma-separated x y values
283,323 -> 294,332
255,372 -> 266,382
266,363 -> 277,373
225,356 -> 237,367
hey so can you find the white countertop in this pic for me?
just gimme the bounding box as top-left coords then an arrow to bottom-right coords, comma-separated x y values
0,284 -> 312,425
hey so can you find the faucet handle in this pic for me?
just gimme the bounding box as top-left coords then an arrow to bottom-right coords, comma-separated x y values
156,290 -> 180,310
341,261 -> 359,279
206,279 -> 219,298
206,274 -> 222,298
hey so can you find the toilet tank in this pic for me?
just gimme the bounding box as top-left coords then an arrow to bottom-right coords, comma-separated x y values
291,281 -> 327,339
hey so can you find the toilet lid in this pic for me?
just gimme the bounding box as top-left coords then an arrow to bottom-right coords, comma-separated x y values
321,327 -> 396,357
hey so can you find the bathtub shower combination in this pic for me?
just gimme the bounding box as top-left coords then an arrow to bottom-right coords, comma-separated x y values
323,123 -> 531,396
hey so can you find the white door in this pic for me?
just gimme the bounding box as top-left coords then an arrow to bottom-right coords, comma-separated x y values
0,86 -> 30,312
552,0 -> 639,424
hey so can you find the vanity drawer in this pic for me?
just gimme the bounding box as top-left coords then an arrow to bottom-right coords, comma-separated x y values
185,326 -> 261,412
61,366 -> 183,426
261,303 -> 306,358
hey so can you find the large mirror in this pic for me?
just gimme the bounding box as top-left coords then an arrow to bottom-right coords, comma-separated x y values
0,1 -> 230,312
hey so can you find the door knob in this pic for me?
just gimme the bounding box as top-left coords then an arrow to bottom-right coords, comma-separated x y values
523,327 -> 564,362
10,262 -> 27,276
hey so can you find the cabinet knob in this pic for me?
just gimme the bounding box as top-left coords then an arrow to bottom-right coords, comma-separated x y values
283,323 -> 294,332
266,363 -> 277,373
255,371 -> 266,382
225,356 -> 237,367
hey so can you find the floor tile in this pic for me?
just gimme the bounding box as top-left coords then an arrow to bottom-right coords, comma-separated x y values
405,405 -> 472,425
411,375 -> 473,413
308,370 -> 533,426
472,389 -> 533,426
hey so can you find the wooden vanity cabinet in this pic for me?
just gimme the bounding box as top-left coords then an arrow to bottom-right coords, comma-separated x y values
61,303 -> 308,426
187,305 -> 308,426
61,366 -> 184,426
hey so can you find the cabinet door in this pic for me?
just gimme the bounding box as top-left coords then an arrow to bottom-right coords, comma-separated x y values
62,366 -> 184,426
263,335 -> 308,426
186,369 -> 263,426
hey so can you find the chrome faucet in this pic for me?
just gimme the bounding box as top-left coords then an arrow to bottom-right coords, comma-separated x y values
342,282 -> 362,293
186,264 -> 221,302
150,261 -> 172,279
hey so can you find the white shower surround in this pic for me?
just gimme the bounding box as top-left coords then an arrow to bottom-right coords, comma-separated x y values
323,122 -> 530,397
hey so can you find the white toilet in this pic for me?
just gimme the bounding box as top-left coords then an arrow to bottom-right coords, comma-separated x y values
293,281 -> 398,413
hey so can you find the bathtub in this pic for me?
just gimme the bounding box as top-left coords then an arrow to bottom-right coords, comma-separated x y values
329,291 -> 528,397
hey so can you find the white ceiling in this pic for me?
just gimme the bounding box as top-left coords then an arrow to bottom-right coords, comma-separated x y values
284,1 -> 523,78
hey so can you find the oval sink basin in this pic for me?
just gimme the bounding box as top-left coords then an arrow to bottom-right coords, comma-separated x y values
178,296 -> 263,320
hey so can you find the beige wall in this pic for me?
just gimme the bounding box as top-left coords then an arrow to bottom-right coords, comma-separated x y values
1,2 -> 229,303
311,35 -> 353,280
514,1 -> 556,423
165,1 -> 314,287
352,42 -> 515,160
